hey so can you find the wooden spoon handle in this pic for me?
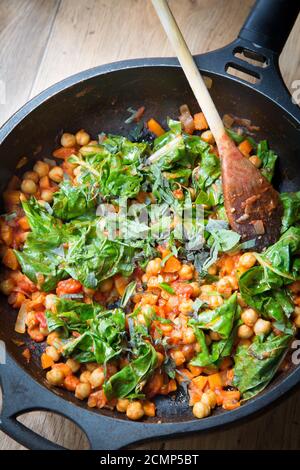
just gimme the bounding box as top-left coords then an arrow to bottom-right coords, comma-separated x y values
151,0 -> 225,141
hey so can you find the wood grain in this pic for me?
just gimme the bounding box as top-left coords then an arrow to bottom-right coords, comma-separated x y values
0,0 -> 60,126
1,0 -> 300,451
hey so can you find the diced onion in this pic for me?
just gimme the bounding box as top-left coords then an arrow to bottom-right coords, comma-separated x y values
15,301 -> 29,334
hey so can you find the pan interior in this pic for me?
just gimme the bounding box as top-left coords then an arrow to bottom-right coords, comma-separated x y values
0,65 -> 299,423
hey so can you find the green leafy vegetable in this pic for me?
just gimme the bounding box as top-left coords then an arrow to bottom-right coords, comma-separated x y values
280,191 -> 300,233
257,140 -> 277,182
189,294 -> 238,367
103,340 -> 157,399
233,333 -> 292,400
53,181 -> 95,220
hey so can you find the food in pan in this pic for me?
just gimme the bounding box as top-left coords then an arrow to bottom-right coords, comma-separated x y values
1,105 -> 299,421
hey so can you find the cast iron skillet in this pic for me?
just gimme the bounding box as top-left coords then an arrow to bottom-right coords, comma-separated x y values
0,0 -> 300,450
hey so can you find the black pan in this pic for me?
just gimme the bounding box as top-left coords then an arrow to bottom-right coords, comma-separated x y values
0,0 -> 300,450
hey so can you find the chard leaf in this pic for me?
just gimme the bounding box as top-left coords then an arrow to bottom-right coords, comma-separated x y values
280,191 -> 300,233
233,333 -> 292,400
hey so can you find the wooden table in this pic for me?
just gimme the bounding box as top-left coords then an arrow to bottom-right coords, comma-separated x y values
0,0 -> 300,450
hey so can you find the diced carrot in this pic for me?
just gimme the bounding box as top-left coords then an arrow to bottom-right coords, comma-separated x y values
52,147 -> 77,159
238,139 -> 253,157
187,364 -> 203,377
114,275 -> 129,296
189,387 -> 203,406
193,112 -> 208,131
192,375 -> 208,391
147,118 -> 165,137
41,353 -> 54,369
208,372 -> 223,390
221,390 -> 241,402
144,372 -> 164,398
168,379 -> 177,392
163,256 -> 181,273
17,216 -> 30,231
143,401 -> 156,417
223,401 -> 241,410
214,388 -> 224,406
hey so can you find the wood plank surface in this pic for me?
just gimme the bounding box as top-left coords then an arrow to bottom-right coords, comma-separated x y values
0,0 -> 300,450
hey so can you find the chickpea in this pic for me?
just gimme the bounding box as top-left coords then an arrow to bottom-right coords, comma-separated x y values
241,308 -> 258,327
46,368 -> 64,386
66,358 -> 80,373
171,350 -> 186,366
201,130 -> 215,145
47,331 -> 59,346
249,155 -> 262,168
23,171 -> 39,183
146,258 -> 161,276
99,278 -> 114,293
75,382 -> 91,400
61,132 -> 76,148
208,294 -> 224,309
190,281 -> 201,297
21,179 -> 37,194
254,318 -> 271,336
126,401 -> 144,421
178,264 -> 194,281
89,367 -> 105,388
41,189 -> 54,203
239,252 -> 256,269
45,346 -> 61,362
179,298 -> 194,315
238,324 -> 253,339
45,294 -> 57,312
25,311 -> 37,329
216,277 -> 232,298
193,401 -> 211,419
182,327 -> 196,344
80,370 -> 92,383
0,278 -> 15,295
33,161 -> 50,177
210,331 -> 221,341
75,129 -> 90,146
49,166 -> 64,183
207,264 -> 217,275
201,390 -> 217,409
116,398 -> 130,413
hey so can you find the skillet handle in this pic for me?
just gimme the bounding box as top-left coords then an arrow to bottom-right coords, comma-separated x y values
239,0 -> 300,54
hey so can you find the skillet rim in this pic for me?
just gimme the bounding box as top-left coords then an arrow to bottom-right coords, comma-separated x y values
0,55 -> 300,449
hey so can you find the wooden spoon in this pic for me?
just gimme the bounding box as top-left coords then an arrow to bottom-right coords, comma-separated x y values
151,0 -> 282,250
